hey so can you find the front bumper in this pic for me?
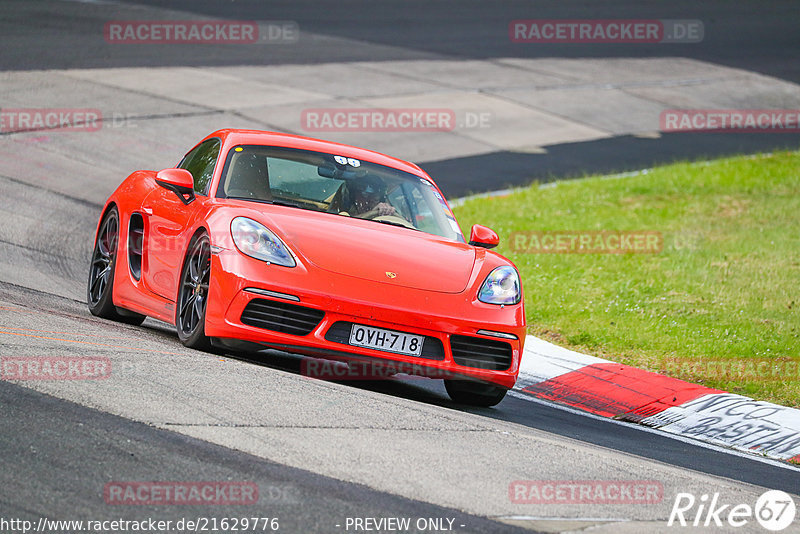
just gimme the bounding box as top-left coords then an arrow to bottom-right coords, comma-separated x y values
204,248 -> 526,389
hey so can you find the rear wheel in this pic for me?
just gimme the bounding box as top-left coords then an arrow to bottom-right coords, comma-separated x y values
444,379 -> 508,407
87,207 -> 146,325
176,233 -> 213,351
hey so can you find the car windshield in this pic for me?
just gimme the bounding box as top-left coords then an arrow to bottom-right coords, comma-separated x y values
217,145 -> 465,242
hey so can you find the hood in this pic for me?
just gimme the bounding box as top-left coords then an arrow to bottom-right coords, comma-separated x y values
262,208 -> 476,293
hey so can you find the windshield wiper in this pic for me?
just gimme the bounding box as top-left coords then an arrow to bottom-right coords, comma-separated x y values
225,197 -> 309,210
373,219 -> 419,231
225,196 -> 270,203
271,199 -> 306,210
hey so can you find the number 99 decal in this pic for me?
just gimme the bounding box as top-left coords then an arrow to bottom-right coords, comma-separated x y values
334,155 -> 361,167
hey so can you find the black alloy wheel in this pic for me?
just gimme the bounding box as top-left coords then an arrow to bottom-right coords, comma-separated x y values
176,233 -> 213,350
87,207 -> 145,325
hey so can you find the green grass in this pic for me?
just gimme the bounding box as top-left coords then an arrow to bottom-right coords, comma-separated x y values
453,151 -> 800,407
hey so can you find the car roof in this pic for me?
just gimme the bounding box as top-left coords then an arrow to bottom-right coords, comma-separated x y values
203,129 -> 430,180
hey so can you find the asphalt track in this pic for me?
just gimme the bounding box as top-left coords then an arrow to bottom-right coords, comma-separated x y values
2,0 -> 800,196
1,1 -> 799,532
0,378 -> 529,534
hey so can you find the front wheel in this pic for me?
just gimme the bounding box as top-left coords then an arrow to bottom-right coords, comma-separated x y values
444,379 -> 508,407
176,233 -> 213,351
87,207 -> 145,325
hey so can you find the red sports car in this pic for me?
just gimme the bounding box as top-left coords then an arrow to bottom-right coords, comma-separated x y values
88,129 -> 525,406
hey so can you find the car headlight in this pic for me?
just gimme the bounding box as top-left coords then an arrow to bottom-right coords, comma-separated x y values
478,266 -> 521,305
231,217 -> 295,267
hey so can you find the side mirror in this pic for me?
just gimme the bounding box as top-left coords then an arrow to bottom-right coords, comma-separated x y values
469,224 -> 499,249
155,168 -> 195,205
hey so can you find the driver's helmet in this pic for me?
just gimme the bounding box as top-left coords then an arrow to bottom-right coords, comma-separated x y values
350,175 -> 386,201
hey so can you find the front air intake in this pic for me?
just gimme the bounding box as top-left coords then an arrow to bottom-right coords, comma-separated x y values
240,298 -> 324,336
450,335 -> 513,371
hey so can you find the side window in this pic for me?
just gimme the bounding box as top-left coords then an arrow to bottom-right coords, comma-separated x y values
178,138 -> 221,195
386,185 -> 413,223
408,187 -> 439,234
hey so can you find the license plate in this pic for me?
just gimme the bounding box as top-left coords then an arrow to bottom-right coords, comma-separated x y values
349,324 -> 424,357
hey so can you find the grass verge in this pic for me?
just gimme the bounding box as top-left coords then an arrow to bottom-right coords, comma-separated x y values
453,151 -> 800,407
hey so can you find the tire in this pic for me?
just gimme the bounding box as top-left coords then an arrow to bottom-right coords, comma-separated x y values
444,378 -> 508,407
176,232 -> 214,351
87,207 -> 146,325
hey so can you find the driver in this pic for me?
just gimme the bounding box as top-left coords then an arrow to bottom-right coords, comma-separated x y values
346,175 -> 399,219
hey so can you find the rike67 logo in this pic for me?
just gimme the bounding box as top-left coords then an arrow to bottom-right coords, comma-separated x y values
668,490 -> 796,531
